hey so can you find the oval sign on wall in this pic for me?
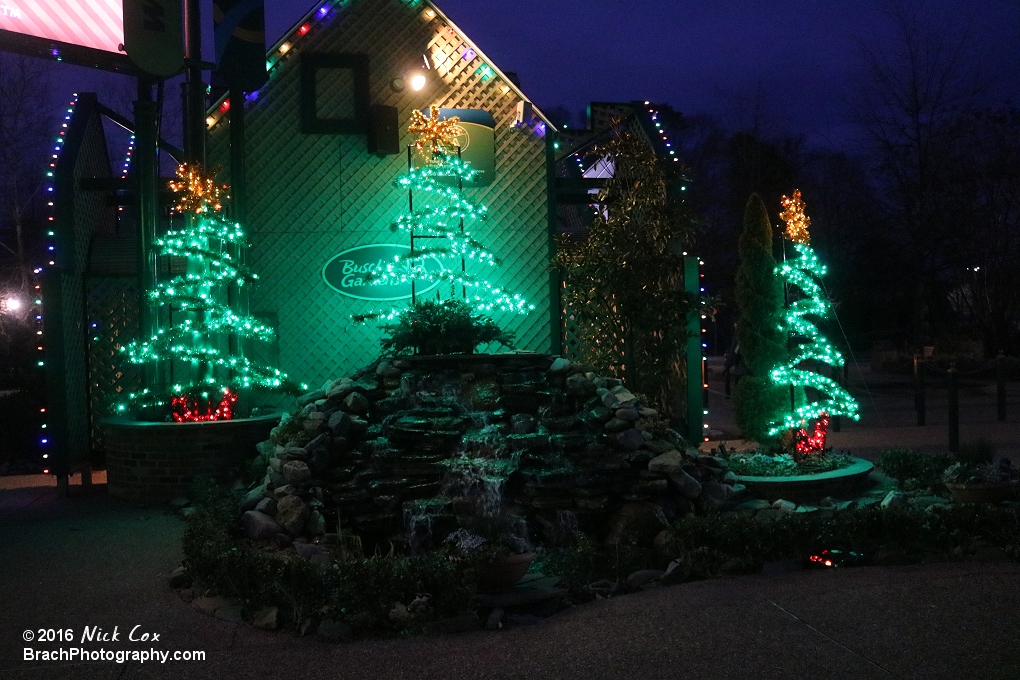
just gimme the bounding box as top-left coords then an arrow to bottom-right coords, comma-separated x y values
322,243 -> 445,301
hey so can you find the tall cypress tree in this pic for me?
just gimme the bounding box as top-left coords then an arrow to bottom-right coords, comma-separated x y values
732,194 -> 788,442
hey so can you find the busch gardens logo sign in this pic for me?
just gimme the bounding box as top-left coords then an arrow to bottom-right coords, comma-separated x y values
322,244 -> 444,301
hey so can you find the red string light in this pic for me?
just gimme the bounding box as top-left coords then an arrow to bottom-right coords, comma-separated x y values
171,388 -> 238,422
794,413 -> 830,455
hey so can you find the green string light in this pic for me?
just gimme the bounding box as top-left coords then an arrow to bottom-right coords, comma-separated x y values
767,241 -> 860,435
117,164 -> 302,417
355,153 -> 534,322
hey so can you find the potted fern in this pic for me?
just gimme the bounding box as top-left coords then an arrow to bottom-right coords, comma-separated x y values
379,299 -> 514,355
942,440 -> 1018,503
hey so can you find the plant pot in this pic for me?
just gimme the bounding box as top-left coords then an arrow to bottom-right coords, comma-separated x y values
946,480 -> 1018,504
477,552 -> 535,593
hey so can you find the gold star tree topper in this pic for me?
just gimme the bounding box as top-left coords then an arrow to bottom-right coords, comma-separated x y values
168,163 -> 228,214
408,105 -> 465,163
779,189 -> 811,244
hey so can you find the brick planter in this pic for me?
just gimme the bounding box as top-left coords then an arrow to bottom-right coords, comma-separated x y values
102,415 -> 279,504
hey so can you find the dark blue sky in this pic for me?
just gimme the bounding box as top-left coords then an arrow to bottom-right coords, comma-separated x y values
54,0 -> 1020,151
421,0 -> 1020,148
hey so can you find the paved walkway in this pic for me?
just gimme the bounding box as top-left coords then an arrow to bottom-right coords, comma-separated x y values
2,361 -> 1020,679
1,484 -> 1019,679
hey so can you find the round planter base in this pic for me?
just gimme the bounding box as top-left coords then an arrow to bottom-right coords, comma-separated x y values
736,457 -> 874,503
102,415 -> 279,505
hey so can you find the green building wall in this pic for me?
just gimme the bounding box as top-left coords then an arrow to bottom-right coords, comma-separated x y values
208,0 -> 552,390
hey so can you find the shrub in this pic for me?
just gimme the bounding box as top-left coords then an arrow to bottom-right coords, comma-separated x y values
181,481 -> 477,636
379,299 -> 514,355
181,482 -> 1020,640
536,532 -> 655,594
879,448 -> 954,491
956,438 -> 996,467
659,503 -> 1020,571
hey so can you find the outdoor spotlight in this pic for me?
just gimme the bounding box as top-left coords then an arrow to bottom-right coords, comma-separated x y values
411,73 -> 427,91
1,296 -> 23,313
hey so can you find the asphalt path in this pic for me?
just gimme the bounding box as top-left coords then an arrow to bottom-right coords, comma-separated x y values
2,484 -> 1020,679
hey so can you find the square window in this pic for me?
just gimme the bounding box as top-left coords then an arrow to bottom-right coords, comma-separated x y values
300,53 -> 370,134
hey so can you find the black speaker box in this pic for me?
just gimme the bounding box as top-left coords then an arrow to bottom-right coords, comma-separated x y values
367,104 -> 400,155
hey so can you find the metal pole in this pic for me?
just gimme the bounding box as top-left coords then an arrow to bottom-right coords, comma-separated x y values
228,86 -> 248,386
229,87 -> 247,225
134,78 -> 159,392
457,146 -> 465,299
832,363 -> 841,433
182,0 -> 206,165
913,353 -> 926,426
546,131 -> 562,356
997,351 -> 1006,422
948,363 -> 959,453
407,145 -> 415,304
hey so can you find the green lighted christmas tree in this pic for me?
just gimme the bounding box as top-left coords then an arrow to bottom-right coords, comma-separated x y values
118,164 -> 299,421
767,190 -> 859,441
355,106 -> 532,322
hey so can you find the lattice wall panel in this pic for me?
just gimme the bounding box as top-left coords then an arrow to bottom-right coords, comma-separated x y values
561,283 -> 627,368
57,109 -> 117,468
209,0 -> 552,388
86,278 -> 141,453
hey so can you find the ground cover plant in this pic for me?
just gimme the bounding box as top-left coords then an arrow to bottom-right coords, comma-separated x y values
724,450 -> 855,477
180,479 -> 1020,639
879,444 -> 1018,492
879,448 -> 955,492
182,480 -> 479,637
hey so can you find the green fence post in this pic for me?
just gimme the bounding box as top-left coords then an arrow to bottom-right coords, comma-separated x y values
997,351 -> 1006,422
948,363 -> 959,453
684,256 -> 702,444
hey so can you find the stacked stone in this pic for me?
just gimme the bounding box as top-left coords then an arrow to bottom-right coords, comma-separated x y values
240,354 -> 745,550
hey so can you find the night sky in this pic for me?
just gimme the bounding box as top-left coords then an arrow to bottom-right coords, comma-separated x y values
261,0 -> 1020,149
47,0 -> 1020,150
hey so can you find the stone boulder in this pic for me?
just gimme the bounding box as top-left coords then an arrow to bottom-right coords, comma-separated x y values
282,460 -> 312,485
243,510 -> 283,541
668,470 -> 702,499
605,501 -> 669,545
549,357 -> 571,374
276,496 -> 310,536
343,392 -> 370,415
648,450 -> 684,476
612,428 -> 646,451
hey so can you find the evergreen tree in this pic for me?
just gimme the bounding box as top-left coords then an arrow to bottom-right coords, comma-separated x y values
553,126 -> 697,421
767,190 -> 859,441
732,193 -> 788,442
119,164 -> 298,421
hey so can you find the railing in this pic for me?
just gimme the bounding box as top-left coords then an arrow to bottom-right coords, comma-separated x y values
913,352 -> 1009,452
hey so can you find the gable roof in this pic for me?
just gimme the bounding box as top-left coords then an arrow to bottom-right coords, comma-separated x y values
207,0 -> 555,130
